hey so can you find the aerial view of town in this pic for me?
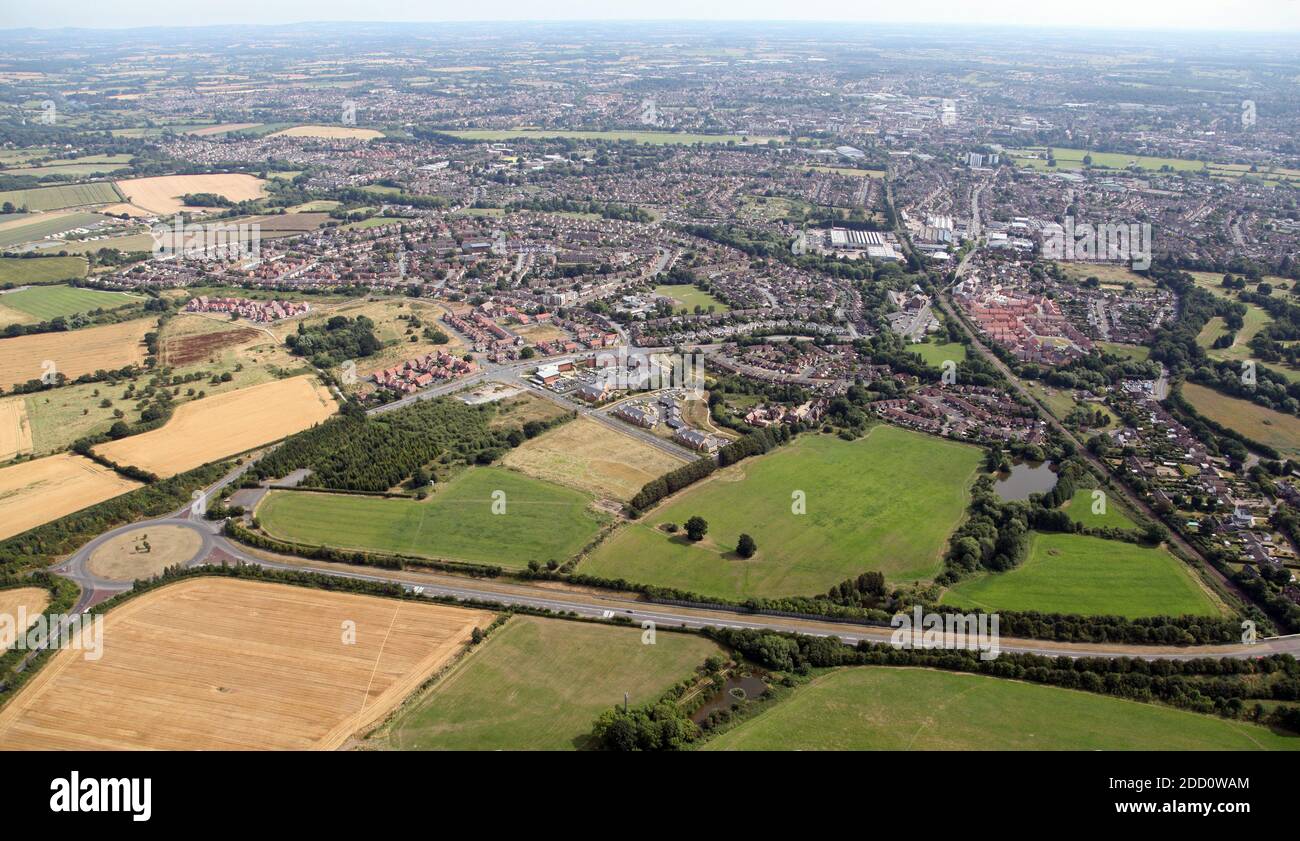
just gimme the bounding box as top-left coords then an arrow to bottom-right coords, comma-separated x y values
1,0 -> 1298,806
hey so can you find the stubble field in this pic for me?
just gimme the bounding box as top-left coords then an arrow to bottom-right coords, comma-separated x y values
501,416 -> 688,501
0,317 -> 152,389
0,453 -> 142,541
0,578 -> 493,750
0,587 -> 51,649
0,396 -> 32,461
92,375 -> 337,477
114,174 -> 268,215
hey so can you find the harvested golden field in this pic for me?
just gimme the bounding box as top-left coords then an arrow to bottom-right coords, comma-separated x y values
87,526 -> 203,581
97,203 -> 154,218
1184,382 -> 1300,458
93,375 -> 336,477
0,396 -> 33,461
0,453 -> 142,541
0,317 -> 152,389
0,587 -> 50,649
269,125 -> 383,140
502,416 -> 687,501
114,174 -> 268,215
0,578 -> 493,750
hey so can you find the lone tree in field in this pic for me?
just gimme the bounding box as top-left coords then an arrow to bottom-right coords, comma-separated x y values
685,516 -> 709,542
736,533 -> 756,558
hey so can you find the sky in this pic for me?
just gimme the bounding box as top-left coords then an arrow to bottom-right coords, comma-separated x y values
3,1 -> 1300,32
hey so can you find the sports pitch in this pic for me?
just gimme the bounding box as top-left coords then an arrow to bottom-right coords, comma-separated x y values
0,284 -> 139,325
257,466 -> 606,569
581,426 -> 984,599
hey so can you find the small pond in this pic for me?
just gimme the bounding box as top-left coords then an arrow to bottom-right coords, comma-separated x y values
994,460 -> 1057,501
691,674 -> 769,724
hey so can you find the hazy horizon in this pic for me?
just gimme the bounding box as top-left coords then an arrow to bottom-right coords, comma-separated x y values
3,1 -> 1300,33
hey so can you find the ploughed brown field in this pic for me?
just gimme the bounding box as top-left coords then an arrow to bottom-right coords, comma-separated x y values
0,578 -> 493,750
162,325 -> 262,366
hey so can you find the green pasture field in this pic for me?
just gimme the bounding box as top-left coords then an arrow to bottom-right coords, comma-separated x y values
1008,146 -> 1209,173
1097,341 -> 1150,362
0,182 -> 121,212
911,340 -> 967,368
0,256 -> 87,285
1059,487 -> 1137,530
0,284 -> 140,324
581,426 -> 984,599
651,283 -> 730,313
256,467 -> 605,569
703,668 -> 1299,750
939,531 -> 1220,618
0,213 -> 112,249
382,616 -> 721,750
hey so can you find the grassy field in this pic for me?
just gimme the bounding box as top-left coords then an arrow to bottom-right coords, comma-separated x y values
940,531 -> 1219,618
501,415 -> 687,501
1008,146 -> 1210,174
582,426 -> 983,598
0,284 -> 139,324
382,616 -> 721,750
0,256 -> 87,286
0,183 -> 120,212
704,668 -> 1299,750
1198,310 -> 1300,384
53,232 -> 157,255
439,128 -> 776,145
651,283 -> 730,313
1060,487 -> 1137,530
1098,341 -> 1151,362
1183,382 -> 1300,458
911,340 -> 967,368
258,467 -> 605,569
1055,261 -> 1155,288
